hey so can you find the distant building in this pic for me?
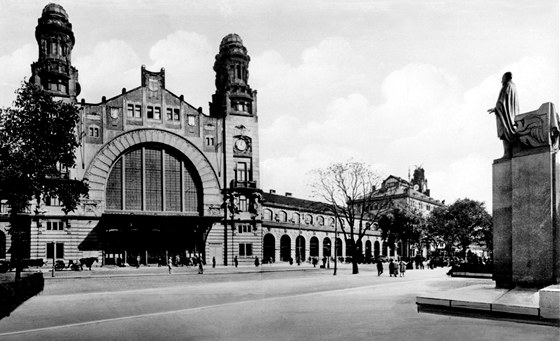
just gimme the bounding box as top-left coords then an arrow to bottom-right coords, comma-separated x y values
365,168 -> 445,257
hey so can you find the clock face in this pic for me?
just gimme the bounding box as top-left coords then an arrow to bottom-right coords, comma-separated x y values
413,184 -> 419,191
235,139 -> 247,151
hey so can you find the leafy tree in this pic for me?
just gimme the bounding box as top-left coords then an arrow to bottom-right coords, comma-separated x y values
0,81 -> 89,280
311,160 -> 391,275
426,198 -> 492,259
377,206 -> 425,256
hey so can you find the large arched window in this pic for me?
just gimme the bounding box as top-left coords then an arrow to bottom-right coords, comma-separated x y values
106,144 -> 202,213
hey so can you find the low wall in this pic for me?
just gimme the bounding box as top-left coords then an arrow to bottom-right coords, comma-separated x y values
0,272 -> 44,318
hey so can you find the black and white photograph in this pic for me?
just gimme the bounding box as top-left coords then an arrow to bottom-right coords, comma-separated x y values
0,1 -> 558,340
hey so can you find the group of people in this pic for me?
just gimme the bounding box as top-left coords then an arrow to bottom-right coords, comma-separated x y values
376,258 -> 407,277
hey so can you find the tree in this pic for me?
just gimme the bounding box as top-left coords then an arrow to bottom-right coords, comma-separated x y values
377,206 -> 425,256
0,81 -> 89,280
426,198 -> 492,259
311,160 -> 391,275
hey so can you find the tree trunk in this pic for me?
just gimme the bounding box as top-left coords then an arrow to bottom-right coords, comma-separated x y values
352,247 -> 359,274
9,213 -> 22,281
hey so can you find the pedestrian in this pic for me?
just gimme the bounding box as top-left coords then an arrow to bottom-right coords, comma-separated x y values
322,257 -> 327,268
212,256 -> 216,268
388,259 -> 395,277
376,258 -> 383,276
254,256 -> 260,267
198,257 -> 204,274
168,257 -> 172,274
234,256 -> 238,268
136,255 -> 140,268
399,260 -> 406,277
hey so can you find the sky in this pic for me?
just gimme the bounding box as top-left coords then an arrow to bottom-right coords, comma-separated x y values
0,0 -> 558,210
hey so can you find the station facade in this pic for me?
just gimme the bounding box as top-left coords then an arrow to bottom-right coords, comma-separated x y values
0,4 -> 444,267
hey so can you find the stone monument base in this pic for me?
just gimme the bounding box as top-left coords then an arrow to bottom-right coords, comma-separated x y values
493,102 -> 560,288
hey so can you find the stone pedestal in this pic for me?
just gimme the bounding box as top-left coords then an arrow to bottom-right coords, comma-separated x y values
493,102 -> 560,288
492,159 -> 513,288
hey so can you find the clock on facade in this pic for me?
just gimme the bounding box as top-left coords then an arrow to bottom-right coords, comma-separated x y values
235,138 -> 247,151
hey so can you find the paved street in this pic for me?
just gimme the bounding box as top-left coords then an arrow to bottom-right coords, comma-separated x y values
0,265 -> 557,340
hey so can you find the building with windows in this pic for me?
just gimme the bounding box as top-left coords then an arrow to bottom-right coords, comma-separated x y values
0,4 -> 444,267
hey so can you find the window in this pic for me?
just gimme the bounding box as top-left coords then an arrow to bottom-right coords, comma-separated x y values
236,162 -> 247,182
154,107 -> 161,120
134,105 -> 142,118
305,214 -> 313,225
46,242 -> 64,259
166,108 -> 180,121
127,104 -> 134,117
147,106 -> 154,119
239,243 -> 253,256
278,211 -> 287,222
237,224 -> 252,234
205,136 -> 215,147
187,116 -> 196,126
88,126 -> 99,137
317,216 -> 325,226
292,213 -> 300,224
46,221 -> 65,231
45,196 -> 61,206
106,146 -> 201,213
238,196 -> 247,212
0,199 -> 9,213
263,209 -> 272,221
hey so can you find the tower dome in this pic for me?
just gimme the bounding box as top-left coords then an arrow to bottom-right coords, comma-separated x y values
211,33 -> 255,117
31,3 -> 80,100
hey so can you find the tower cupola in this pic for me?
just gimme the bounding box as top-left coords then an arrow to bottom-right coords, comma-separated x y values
31,3 -> 80,100
211,34 -> 256,117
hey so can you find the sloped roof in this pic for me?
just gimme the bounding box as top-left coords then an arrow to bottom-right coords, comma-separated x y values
261,192 -> 332,213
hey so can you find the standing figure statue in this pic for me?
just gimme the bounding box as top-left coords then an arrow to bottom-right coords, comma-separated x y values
487,72 -> 519,158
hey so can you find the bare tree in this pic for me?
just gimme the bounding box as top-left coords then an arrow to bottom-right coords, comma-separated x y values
311,160 -> 392,274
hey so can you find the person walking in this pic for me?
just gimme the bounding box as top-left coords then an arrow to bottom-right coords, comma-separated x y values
212,256 -> 216,268
399,260 -> 406,277
136,255 -> 140,268
234,256 -> 238,268
376,258 -> 383,276
167,257 -> 172,274
254,256 -> 260,267
388,259 -> 395,277
198,256 -> 204,274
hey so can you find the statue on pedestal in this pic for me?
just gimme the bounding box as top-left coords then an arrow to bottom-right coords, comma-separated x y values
487,72 -> 519,158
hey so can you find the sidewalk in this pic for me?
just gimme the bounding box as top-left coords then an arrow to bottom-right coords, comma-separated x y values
416,283 -> 559,326
31,261 -> 341,280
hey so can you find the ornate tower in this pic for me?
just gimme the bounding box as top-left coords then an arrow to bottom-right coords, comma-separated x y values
30,3 -> 80,101
210,34 -> 256,117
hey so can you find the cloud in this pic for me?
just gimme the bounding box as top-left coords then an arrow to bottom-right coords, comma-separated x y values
0,44 -> 35,107
258,50 -> 558,209
74,40 -> 141,103
148,31 -> 214,110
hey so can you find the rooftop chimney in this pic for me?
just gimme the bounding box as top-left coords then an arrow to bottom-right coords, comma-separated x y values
285,192 -> 292,197
269,189 -> 276,194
